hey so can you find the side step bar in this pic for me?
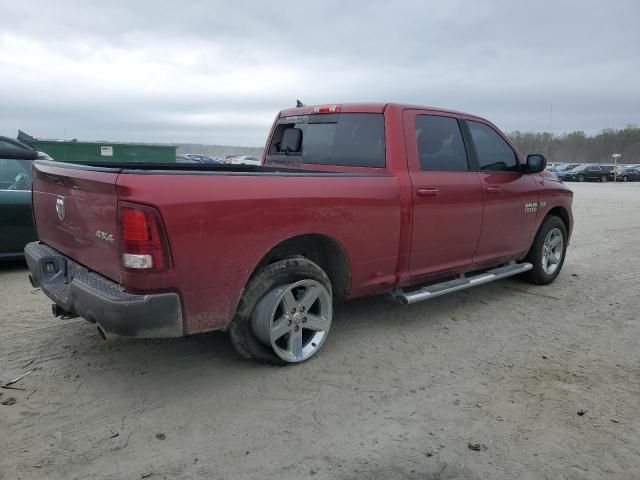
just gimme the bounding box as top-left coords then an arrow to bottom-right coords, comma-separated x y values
393,262 -> 533,305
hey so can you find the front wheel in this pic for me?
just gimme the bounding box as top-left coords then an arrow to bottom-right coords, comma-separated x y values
577,174 -> 585,182
523,215 -> 568,285
229,256 -> 333,364
622,175 -> 629,182
601,175 -> 608,182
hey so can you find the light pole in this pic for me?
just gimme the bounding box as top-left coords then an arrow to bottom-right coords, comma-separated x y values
612,153 -> 622,182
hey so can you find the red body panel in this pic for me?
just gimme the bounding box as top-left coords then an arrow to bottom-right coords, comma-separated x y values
401,109 -> 484,279
32,164 -> 121,281
474,171 -> 540,265
116,173 -> 402,332
31,103 -> 574,335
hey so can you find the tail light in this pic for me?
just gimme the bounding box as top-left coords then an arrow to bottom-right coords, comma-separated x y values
117,202 -> 171,271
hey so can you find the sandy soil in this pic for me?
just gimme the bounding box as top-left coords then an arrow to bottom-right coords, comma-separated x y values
1,183 -> 639,480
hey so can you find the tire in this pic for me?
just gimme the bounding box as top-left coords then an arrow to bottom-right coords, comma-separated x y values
577,174 -> 585,182
229,256 -> 332,364
523,215 -> 568,285
622,176 -> 628,182
600,175 -> 607,182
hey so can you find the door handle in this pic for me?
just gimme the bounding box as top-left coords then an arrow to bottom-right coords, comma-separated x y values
417,188 -> 440,197
486,186 -> 503,193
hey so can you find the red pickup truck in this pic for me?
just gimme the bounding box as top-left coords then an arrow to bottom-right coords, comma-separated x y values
25,103 -> 573,363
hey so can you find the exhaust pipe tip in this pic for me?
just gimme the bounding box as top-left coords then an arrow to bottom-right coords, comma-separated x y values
96,326 -> 118,342
97,326 -> 107,341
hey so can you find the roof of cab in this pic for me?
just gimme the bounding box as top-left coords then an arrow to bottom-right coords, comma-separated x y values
278,102 -> 486,121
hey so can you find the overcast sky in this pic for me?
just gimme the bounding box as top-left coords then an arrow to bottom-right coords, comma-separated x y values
2,0 -> 639,146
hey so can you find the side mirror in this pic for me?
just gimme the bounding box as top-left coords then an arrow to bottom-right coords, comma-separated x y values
526,154 -> 546,173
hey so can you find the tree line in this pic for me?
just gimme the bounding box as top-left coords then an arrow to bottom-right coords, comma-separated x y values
508,126 -> 640,164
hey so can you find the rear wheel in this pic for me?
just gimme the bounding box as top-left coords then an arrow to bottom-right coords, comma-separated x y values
622,175 -> 629,182
524,216 -> 567,285
229,256 -> 333,364
600,175 -> 607,182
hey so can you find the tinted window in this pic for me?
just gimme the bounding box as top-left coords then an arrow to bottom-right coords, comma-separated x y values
415,115 -> 468,171
467,121 -> 518,172
269,113 -> 385,167
0,159 -> 32,190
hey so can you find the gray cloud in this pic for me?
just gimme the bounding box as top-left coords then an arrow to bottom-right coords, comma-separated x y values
1,0 -> 638,146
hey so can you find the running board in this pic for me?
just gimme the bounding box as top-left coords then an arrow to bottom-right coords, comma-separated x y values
392,262 -> 533,305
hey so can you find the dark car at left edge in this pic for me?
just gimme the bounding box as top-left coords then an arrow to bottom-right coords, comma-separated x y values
0,136 -> 39,259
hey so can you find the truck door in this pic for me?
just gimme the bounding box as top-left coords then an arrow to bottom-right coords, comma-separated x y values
403,110 -> 483,279
462,119 -> 540,265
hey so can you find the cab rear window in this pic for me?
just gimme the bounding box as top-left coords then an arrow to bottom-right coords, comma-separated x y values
267,113 -> 385,167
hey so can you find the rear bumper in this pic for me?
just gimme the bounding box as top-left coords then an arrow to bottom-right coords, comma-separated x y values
25,241 -> 183,338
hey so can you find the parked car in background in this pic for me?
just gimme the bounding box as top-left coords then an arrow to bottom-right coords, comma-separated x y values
182,154 -> 223,164
554,163 -> 581,180
176,155 -> 202,163
546,162 -> 577,173
610,167 -> 640,182
0,136 -> 38,259
556,163 -> 580,173
226,155 -> 261,166
564,164 -> 614,182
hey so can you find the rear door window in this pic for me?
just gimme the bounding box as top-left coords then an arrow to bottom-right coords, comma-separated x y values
467,121 -> 519,172
268,113 -> 385,167
415,115 -> 469,171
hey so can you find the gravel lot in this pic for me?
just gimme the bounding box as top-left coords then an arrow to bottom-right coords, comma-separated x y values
1,183 -> 639,480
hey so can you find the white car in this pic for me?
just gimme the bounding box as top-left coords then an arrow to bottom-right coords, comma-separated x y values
227,155 -> 261,166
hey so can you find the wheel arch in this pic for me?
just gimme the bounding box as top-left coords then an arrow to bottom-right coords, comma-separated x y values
248,233 -> 352,300
546,206 -> 571,237
522,205 -> 572,261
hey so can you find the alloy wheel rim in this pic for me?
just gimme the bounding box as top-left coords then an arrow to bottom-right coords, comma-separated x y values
542,228 -> 564,275
251,279 -> 332,362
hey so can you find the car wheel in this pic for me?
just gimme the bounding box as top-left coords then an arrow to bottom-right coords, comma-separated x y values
577,174 -> 585,182
523,215 -> 568,285
600,175 -> 607,182
622,175 -> 629,182
229,256 -> 332,364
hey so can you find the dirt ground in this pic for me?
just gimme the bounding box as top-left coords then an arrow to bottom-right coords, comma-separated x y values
1,183 -> 639,480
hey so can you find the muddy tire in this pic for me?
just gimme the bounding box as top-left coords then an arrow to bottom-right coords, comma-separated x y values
229,256 -> 332,364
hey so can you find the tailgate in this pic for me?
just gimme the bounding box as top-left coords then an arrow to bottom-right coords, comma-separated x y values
32,162 -> 121,282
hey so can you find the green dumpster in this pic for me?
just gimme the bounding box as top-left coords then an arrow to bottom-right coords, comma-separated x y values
25,140 -> 177,164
